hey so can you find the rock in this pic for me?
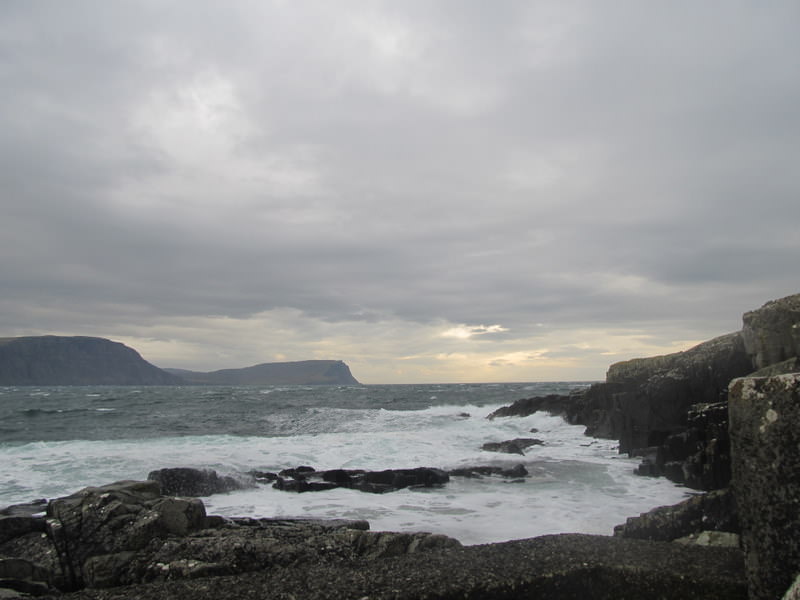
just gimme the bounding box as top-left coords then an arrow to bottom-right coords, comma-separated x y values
40,534 -> 747,600
147,468 -> 255,497
44,479 -> 206,589
486,394 -> 575,420
0,516 -> 46,545
674,531 -> 740,547
0,556 -> 59,596
785,574 -> 800,600
270,467 -> 449,494
0,500 -> 47,517
277,466 -> 315,479
729,374 -> 800,600
749,356 -> 800,377
614,488 -> 738,542
741,293 -> 800,371
481,438 -> 543,455
448,464 -> 528,479
604,332 -> 752,454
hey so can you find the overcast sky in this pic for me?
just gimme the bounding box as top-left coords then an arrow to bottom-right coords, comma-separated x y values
1,1 -> 798,383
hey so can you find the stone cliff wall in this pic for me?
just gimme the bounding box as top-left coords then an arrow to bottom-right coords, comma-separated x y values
566,293 -> 800,491
729,374 -> 800,600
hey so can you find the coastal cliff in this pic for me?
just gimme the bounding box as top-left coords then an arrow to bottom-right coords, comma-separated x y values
0,336 -> 182,386
570,293 -> 800,490
0,336 -> 360,386
165,360 -> 359,385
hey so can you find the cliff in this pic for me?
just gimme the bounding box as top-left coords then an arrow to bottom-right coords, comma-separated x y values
487,292 -> 800,492
165,360 -> 359,385
571,292 -> 800,489
0,336 -> 182,386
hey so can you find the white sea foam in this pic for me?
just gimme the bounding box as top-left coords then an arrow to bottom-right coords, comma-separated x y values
1,402 -> 689,544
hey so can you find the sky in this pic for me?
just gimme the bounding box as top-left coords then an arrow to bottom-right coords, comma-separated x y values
1,1 -> 799,384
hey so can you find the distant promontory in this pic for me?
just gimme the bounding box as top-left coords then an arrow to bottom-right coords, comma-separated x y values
0,336 -> 182,386
164,360 -> 360,385
0,336 -> 360,386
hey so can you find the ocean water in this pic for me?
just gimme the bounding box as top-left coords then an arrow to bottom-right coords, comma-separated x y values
0,383 -> 688,545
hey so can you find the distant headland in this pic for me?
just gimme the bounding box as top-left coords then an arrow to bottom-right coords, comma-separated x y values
0,335 -> 359,386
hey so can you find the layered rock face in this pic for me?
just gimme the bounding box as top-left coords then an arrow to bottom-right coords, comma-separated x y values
566,293 -> 800,490
729,374 -> 800,600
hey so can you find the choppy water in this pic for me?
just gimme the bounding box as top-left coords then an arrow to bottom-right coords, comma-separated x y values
0,383 -> 688,545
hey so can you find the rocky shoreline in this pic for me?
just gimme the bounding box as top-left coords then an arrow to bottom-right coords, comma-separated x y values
2,293 -> 799,599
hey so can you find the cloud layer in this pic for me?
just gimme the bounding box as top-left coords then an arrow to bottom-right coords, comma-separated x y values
2,1 -> 798,382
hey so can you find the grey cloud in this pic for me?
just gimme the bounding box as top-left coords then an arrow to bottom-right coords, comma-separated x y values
1,1 -> 798,378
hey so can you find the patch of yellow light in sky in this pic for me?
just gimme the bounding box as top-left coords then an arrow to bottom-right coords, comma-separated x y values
440,324 -> 508,339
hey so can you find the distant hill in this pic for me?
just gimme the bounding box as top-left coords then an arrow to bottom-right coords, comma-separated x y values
165,360 -> 360,385
0,336 -> 183,386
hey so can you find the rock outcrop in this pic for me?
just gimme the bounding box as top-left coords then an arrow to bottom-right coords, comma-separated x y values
147,468 -> 255,497
729,373 -> 800,600
0,336 -> 183,386
614,488 -> 739,542
480,438 -> 544,455
24,534 -> 746,600
0,480 -> 460,595
165,359 -> 359,385
488,293 -> 800,496
263,466 -> 450,494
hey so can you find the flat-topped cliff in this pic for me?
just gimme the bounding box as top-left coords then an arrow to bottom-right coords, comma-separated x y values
165,360 -> 359,385
0,336 -> 182,386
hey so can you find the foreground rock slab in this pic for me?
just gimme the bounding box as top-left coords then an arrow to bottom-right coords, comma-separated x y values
729,373 -> 800,600
42,534 -> 746,600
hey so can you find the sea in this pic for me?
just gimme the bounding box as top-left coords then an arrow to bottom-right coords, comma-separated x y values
0,382 -> 689,546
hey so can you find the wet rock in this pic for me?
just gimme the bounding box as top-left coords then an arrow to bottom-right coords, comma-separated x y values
614,488 -> 738,542
486,394 -> 575,420
270,467 -> 449,494
481,438 -> 543,455
448,464 -> 528,479
147,468 -> 255,497
729,374 -> 800,600
278,466 -> 315,479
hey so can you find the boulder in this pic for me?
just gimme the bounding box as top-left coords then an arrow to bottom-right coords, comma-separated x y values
729,374 -> 800,600
147,468 -> 255,497
45,479 -> 206,589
